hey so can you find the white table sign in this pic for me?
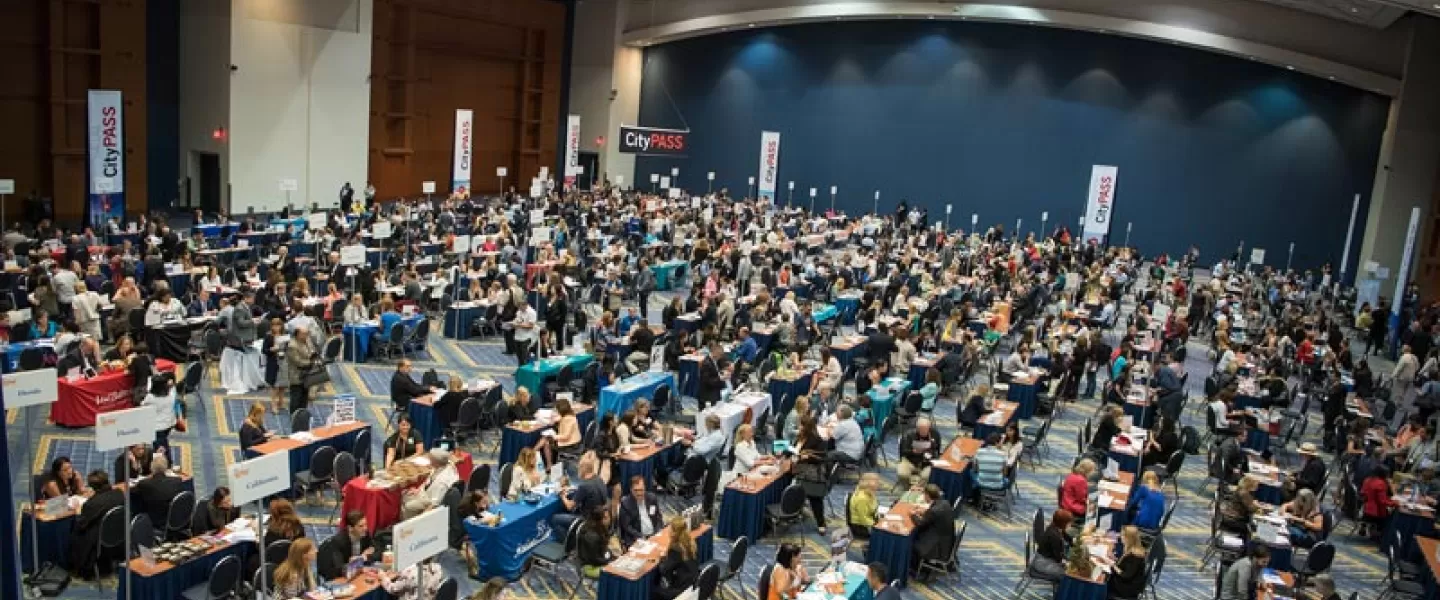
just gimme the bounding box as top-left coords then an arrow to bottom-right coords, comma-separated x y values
660,176 -> 671,189
332,394 -> 357,424
453,235 -> 472,254
497,167 -> 508,177
372,222 -> 392,239
0,179 -> 14,195
340,245 -> 367,266
307,212 -> 327,230
2,368 -> 59,409
422,181 -> 437,194
279,178 -> 299,192
228,451 -> 292,505
95,406 -> 153,451
394,508 -> 449,570
668,188 -> 680,199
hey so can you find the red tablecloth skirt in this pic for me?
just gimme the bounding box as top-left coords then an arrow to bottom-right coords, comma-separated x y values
51,359 -> 177,427
340,453 -> 473,534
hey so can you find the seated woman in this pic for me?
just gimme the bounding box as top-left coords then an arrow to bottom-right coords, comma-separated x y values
652,518 -> 700,600
576,508 -> 620,578
37,457 -> 86,501
847,473 -> 880,539
768,543 -> 811,600
1280,489 -> 1324,548
1108,526 -> 1149,600
1125,471 -> 1166,530
505,388 -> 535,424
432,376 -> 469,429
553,398 -> 583,454
507,447 -> 546,499
384,415 -> 425,468
1091,406 -> 1123,452
272,539 -> 318,599
1219,476 -> 1260,536
1031,509 -> 1072,580
958,385 -> 990,429
199,486 -> 242,533
238,403 -> 276,452
918,368 -> 941,411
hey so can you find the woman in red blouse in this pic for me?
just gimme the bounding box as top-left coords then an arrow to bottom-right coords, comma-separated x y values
1360,465 -> 1397,539
1060,458 -> 1096,518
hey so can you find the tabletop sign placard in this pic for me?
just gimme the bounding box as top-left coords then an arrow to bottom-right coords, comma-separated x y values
0,179 -> 14,195
307,212 -> 327,230
95,406 -> 153,451
332,394 -> 357,425
452,234 -> 472,254
279,178 -> 299,192
668,188 -> 681,199
422,181 -> 437,194
1,368 -> 59,409
393,507 -> 449,570
529,209 -> 545,224
497,167 -> 508,177
227,450 -> 292,506
340,245 -> 367,266
1250,248 -> 1265,265
372,221 -> 392,239
660,176 -> 671,189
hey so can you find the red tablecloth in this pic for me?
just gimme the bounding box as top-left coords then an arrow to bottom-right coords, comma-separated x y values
339,452 -> 473,534
51,359 -> 177,427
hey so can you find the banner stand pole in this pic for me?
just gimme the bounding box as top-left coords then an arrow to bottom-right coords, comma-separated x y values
24,405 -> 39,599
122,453 -> 132,600
1388,206 -> 1422,358
1339,193 -> 1359,290
255,501 -> 268,596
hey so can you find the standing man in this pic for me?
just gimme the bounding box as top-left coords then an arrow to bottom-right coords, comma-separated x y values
340,181 -> 355,214
512,298 -> 539,366
635,258 -> 656,321
52,260 -> 79,322
1395,345 -> 1419,408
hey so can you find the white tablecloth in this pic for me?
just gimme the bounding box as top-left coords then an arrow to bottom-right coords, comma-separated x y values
695,391 -> 770,448
220,346 -> 267,395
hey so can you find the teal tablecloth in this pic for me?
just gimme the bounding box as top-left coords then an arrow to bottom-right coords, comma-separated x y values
513,354 -> 594,400
866,378 -> 912,428
650,260 -> 688,291
812,304 -> 839,323
598,371 -> 675,420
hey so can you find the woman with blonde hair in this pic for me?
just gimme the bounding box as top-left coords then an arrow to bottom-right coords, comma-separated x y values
508,447 -> 545,498
1108,526 -> 1149,599
272,538 -> 318,598
653,517 -> 699,600
238,403 -> 274,451
847,473 -> 881,538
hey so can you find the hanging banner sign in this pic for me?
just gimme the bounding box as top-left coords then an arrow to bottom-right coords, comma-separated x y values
87,90 -> 126,227
618,125 -> 689,156
564,115 -> 581,188
1081,165 -> 1118,245
757,131 -> 781,203
452,109 -> 474,195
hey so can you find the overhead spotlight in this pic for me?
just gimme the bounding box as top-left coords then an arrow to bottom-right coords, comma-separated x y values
747,23 -> 755,27
1350,6 -> 1359,11
1328,75 -> 1336,80
1285,65 -> 1295,70
927,15 -> 935,19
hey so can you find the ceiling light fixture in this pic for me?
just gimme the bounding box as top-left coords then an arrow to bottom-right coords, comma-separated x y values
1328,75 -> 1336,80
1286,65 -> 1295,70
747,23 -> 755,27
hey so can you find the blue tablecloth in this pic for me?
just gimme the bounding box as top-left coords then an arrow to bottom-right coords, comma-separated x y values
835,295 -> 861,325
514,354 -> 595,400
193,224 -> 234,238
1108,450 -> 1140,475
597,528 -> 713,600
1244,428 -> 1270,453
768,373 -> 813,417
1259,541 -> 1292,571
119,540 -> 252,600
867,378 -> 911,430
4,341 -> 57,373
831,342 -> 866,374
500,408 -> 595,466
1007,381 -> 1038,420
19,514 -> 73,573
650,261 -> 687,291
1123,401 -> 1156,431
867,524 -> 914,587
409,400 -> 443,451
1255,481 -> 1284,506
1055,574 -> 1108,600
1235,394 -> 1265,411
811,304 -> 837,323
245,426 -> 365,489
599,371 -> 675,420
716,474 -> 792,541
463,494 -> 564,580
929,463 -> 974,504
343,315 -> 423,362
443,305 -> 483,340
617,445 -> 683,489
1385,510 -> 1435,562
752,330 -> 774,357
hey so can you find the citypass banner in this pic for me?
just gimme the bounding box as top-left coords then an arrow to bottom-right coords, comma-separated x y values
452,109 -> 474,195
757,131 -> 780,203
564,115 -> 581,189
618,125 -> 688,156
87,90 -> 126,227
1081,165 -> 1118,245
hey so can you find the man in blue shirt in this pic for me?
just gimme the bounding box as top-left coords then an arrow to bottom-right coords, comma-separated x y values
731,327 -> 758,364
685,414 -> 727,463
973,432 -> 1009,491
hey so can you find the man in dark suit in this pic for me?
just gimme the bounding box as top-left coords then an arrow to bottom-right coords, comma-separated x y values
69,470 -> 127,578
867,325 -> 897,364
907,484 -> 955,581
57,338 -> 103,376
390,359 -> 431,412
618,475 -> 664,547
867,562 -> 901,600
318,511 -> 375,579
131,454 -> 186,535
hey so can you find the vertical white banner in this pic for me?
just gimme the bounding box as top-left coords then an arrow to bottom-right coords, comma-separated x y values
1081,165 -> 1118,245
757,131 -> 781,203
87,89 -> 125,227
452,109 -> 474,195
565,115 -> 581,189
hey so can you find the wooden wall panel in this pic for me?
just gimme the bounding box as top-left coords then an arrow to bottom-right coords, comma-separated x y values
368,0 -> 567,199
0,0 -> 147,226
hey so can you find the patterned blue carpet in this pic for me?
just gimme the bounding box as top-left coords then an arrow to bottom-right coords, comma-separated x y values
5,289 -> 1396,599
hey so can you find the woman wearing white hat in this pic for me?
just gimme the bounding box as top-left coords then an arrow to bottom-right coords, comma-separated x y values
420,448 -> 459,506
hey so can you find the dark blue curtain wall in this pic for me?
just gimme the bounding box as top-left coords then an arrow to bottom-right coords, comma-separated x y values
634,20 -> 1389,272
